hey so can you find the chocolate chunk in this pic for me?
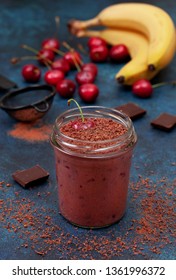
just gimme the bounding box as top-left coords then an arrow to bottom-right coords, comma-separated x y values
0,74 -> 17,93
151,113 -> 176,131
115,102 -> 146,120
12,165 -> 49,188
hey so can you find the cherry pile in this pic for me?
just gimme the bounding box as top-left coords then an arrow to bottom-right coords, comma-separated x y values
11,31 -> 133,103
11,37 -> 101,103
12,34 -> 161,101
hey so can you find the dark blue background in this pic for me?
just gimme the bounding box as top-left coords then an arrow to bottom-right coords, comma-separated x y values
0,0 -> 175,260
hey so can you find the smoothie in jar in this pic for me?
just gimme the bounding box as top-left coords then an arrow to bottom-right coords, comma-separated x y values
51,105 -> 137,228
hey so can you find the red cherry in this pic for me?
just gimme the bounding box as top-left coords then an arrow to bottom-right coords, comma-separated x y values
109,44 -> 130,62
75,70 -> 95,85
44,69 -> 64,86
41,38 -> 60,51
64,51 -> 82,69
82,63 -> 98,77
38,49 -> 55,65
21,64 -> 41,82
132,79 -> 153,98
90,45 -> 109,62
52,58 -> 70,74
71,119 -> 95,130
56,79 -> 76,98
88,37 -> 107,49
79,83 -> 99,103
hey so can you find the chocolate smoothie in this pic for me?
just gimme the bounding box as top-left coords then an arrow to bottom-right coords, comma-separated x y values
51,106 -> 137,228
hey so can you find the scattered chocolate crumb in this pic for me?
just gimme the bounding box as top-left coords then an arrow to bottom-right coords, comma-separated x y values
60,117 -> 127,141
34,250 -> 46,256
59,117 -> 128,154
151,113 -> 176,131
0,176 -> 175,259
115,102 -> 147,120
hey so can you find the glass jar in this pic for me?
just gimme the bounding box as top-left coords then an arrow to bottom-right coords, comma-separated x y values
51,106 -> 137,228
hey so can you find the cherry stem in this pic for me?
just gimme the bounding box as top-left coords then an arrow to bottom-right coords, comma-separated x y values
77,43 -> 87,55
67,99 -> 84,122
11,55 -> 40,64
62,41 -> 84,69
62,41 -> 72,51
55,16 -> 60,32
21,44 -> 38,54
21,44 -> 53,67
153,81 -> 176,88
71,50 -> 81,72
51,47 -> 65,56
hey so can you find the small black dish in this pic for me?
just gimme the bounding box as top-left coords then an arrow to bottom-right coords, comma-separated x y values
0,84 -> 56,122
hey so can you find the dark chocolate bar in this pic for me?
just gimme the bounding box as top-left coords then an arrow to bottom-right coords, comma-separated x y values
151,113 -> 176,131
12,165 -> 49,188
0,74 -> 17,93
115,102 -> 147,120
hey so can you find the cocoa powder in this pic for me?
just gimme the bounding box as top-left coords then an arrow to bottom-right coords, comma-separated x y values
60,117 -> 127,141
58,117 -> 128,154
8,121 -> 52,142
0,177 -> 175,259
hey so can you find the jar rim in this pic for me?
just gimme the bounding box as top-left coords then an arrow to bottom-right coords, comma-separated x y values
51,106 -> 137,158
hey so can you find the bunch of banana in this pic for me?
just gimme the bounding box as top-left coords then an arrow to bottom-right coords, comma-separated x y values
68,2 -> 176,85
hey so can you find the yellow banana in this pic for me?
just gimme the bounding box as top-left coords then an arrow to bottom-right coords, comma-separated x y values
68,3 -> 176,72
76,28 -> 158,85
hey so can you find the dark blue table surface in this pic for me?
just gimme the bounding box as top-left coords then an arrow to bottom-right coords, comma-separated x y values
0,0 -> 175,260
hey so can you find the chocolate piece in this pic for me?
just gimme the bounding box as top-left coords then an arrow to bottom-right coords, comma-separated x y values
115,102 -> 146,120
0,74 -> 17,93
12,165 -> 49,188
151,113 -> 176,131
